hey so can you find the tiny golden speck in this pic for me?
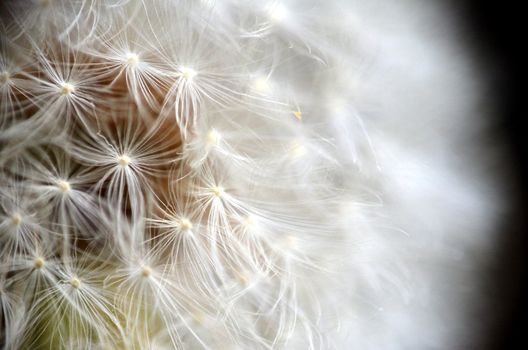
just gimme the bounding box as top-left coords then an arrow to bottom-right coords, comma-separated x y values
142,266 -> 153,278
60,82 -> 75,96
11,213 -> 22,226
293,111 -> 302,120
70,277 -> 81,289
34,258 -> 45,269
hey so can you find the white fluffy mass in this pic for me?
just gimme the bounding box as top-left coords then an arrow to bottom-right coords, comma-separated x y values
0,0 -> 501,349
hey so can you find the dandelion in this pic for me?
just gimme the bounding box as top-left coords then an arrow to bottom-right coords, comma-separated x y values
0,178 -> 47,260
0,1 -> 502,349
0,33 -> 34,131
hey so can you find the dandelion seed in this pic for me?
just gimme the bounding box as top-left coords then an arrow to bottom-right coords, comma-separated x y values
179,66 -> 197,81
33,257 -> 45,269
141,266 -> 152,278
125,52 -> 140,67
117,154 -> 132,168
290,138 -> 306,158
243,214 -> 258,229
212,185 -> 225,198
70,276 -> 81,289
56,180 -> 71,193
59,82 -> 75,96
252,76 -> 271,94
0,184 -> 45,259
10,212 -> 22,226
205,129 -> 221,146
179,218 -> 193,232
237,273 -> 249,286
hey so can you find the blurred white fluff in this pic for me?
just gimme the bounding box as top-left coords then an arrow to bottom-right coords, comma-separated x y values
0,0 -> 501,349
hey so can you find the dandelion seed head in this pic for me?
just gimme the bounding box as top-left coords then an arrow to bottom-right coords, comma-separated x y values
33,257 -> 45,269
0,2 -> 492,349
60,82 -> 75,96
70,277 -> 81,289
56,180 -> 71,193
141,266 -> 152,278
179,66 -> 197,81
10,213 -> 22,226
117,154 -> 132,167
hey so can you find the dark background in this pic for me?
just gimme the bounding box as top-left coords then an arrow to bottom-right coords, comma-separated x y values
454,1 -> 526,349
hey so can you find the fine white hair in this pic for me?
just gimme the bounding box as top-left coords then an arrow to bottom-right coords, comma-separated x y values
0,0 -> 504,349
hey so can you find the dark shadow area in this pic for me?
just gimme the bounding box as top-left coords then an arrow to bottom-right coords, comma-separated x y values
453,1 -> 526,349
